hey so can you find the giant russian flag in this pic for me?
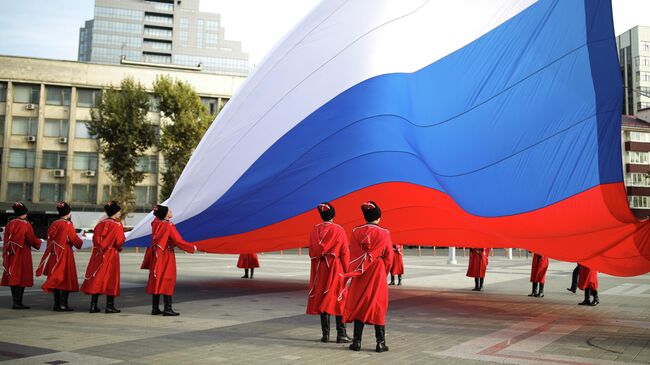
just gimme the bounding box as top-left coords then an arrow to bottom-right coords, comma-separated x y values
128,0 -> 650,276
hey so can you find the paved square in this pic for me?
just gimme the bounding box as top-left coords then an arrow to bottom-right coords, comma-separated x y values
0,248 -> 648,364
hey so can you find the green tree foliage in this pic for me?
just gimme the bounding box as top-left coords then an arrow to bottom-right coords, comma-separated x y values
88,78 -> 156,218
153,75 -> 214,200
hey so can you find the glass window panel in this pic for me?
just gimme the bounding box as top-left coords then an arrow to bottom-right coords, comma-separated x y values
7,183 -> 32,202
45,86 -> 71,106
72,184 -> 97,203
11,117 -> 37,136
13,84 -> 40,104
43,119 -> 68,137
75,121 -> 93,138
0,115 -> 4,134
73,152 -> 98,170
77,89 -> 101,107
0,83 -> 6,102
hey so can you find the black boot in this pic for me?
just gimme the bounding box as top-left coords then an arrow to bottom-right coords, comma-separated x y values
536,283 -> 545,298
15,287 -> 29,309
105,296 -> 121,313
528,283 -> 538,297
397,275 -> 402,286
163,295 -> 179,316
61,290 -> 74,311
89,294 -> 101,313
389,274 -> 395,285
479,278 -> 484,291
349,320 -> 364,351
53,290 -> 67,312
152,294 -> 162,315
472,278 -> 480,291
375,325 -> 389,353
11,286 -> 20,309
320,313 -> 330,343
579,289 -> 591,305
241,269 -> 249,279
250,268 -> 255,279
589,290 -> 599,306
335,316 -> 352,343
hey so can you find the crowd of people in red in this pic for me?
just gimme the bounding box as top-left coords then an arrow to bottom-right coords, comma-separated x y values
2,199 -> 601,353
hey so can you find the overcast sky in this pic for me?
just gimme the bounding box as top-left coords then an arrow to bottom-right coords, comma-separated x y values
0,0 -> 648,66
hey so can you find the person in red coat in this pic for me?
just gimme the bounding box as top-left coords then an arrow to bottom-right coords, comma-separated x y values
237,253 -> 259,279
1,202 -> 41,309
389,244 -> 404,286
306,202 -> 351,344
344,201 -> 393,353
528,253 -> 549,298
578,264 -> 599,306
144,205 -> 196,316
36,202 -> 83,311
81,201 -> 125,314
466,248 -> 489,291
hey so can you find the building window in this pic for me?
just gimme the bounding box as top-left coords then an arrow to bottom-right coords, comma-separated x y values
102,185 -> 116,202
0,115 -> 4,134
93,20 -> 142,34
40,183 -> 66,202
143,52 -> 171,64
45,86 -> 71,106
73,152 -> 98,171
72,184 -> 97,203
44,119 -> 69,137
95,6 -> 143,21
11,117 -> 38,136
629,195 -> 650,209
201,97 -> 218,115
627,131 -> 650,143
0,82 -> 6,102
135,186 -> 157,206
7,183 -> 33,202
9,149 -> 35,168
636,56 -> 650,67
179,17 -> 188,28
637,72 -> 650,82
136,155 -> 158,173
41,151 -> 67,169
13,84 -> 40,104
92,33 -> 142,48
75,121 -> 94,139
642,41 -> 650,52
144,26 -> 172,38
638,102 -> 650,110
77,89 -> 101,107
144,13 -> 173,24
146,1 -> 173,11
626,173 -> 650,187
628,151 -> 649,164
143,39 -> 172,50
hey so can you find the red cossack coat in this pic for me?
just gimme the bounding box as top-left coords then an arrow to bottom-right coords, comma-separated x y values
578,265 -> 598,291
1,218 -> 41,287
237,253 -> 260,269
306,221 -> 350,316
145,218 -> 195,296
466,248 -> 489,278
390,244 -> 404,276
343,224 -> 394,326
37,219 -> 83,292
81,218 -> 125,296
530,253 -> 549,284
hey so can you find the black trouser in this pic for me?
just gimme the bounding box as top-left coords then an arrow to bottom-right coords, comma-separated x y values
570,264 -> 579,291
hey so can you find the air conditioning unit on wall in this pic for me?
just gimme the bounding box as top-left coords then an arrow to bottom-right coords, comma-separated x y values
58,137 -> 68,144
84,170 -> 96,177
25,136 -> 36,142
53,169 -> 65,178
25,103 -> 36,110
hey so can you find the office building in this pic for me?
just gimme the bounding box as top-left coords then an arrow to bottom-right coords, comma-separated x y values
0,55 -> 245,234
78,0 -> 250,75
617,26 -> 650,115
